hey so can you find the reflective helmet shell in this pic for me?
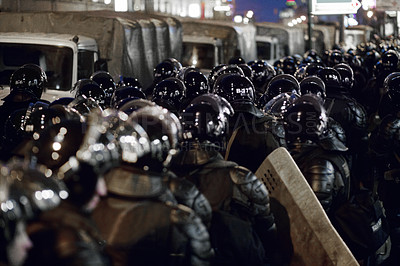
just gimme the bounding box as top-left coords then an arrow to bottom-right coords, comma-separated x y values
152,77 -> 186,111
333,63 -> 354,90
300,76 -> 326,100
8,64 -> 47,100
284,96 -> 328,143
213,74 -> 255,104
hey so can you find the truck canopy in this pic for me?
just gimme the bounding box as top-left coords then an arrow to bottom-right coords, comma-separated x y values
180,18 -> 257,69
0,11 -> 182,89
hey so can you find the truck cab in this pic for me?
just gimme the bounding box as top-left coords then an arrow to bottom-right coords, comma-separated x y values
0,32 -> 99,104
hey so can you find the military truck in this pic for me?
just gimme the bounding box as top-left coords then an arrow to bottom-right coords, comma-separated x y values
0,11 -> 182,103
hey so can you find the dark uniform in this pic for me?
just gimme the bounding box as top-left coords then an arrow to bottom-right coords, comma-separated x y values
0,64 -> 47,160
213,74 -> 282,173
172,98 -> 279,265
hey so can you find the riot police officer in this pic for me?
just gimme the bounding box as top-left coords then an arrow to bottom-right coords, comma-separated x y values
91,106 -> 214,266
214,73 -> 282,172
172,95 -> 279,265
0,64 -> 47,155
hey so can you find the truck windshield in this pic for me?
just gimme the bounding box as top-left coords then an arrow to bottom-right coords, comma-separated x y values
0,43 -> 73,91
78,49 -> 95,80
182,43 -> 215,70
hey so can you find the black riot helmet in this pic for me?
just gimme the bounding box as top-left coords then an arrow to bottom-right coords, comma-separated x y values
3,101 -> 50,150
71,78 -> 98,95
74,82 -> 106,109
381,50 -> 400,72
67,95 -> 103,117
248,60 -> 276,92
210,65 -> 245,90
111,86 -> 146,108
228,56 -> 245,65
304,63 -> 325,77
208,64 -> 226,86
259,74 -> 300,107
237,64 -> 254,81
3,109 -> 29,154
5,64 -> 47,102
23,104 -> 67,137
283,96 -> 328,144
294,64 -> 309,82
213,74 -> 255,104
333,63 -> 354,91
364,50 -> 381,71
55,157 -> 99,207
264,92 -> 300,117
304,49 -> 321,61
117,98 -> 156,115
164,58 -> 183,72
384,72 -> 400,109
30,119 -> 87,172
316,67 -> 342,93
153,60 -> 180,84
90,71 -> 116,107
129,106 -> 182,171
6,160 -> 67,216
182,70 -> 209,100
181,102 -> 228,142
177,66 -> 197,81
281,56 -> 297,75
152,77 -> 186,112
299,76 -> 326,100
117,76 -> 142,90
182,93 -> 234,143
327,50 -> 344,66
190,93 -> 234,120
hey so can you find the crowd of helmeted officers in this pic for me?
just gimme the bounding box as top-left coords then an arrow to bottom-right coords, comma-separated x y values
1,37 -> 400,266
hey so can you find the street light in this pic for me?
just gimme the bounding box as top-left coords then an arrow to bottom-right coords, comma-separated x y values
246,10 -> 254,18
234,15 -> 243,23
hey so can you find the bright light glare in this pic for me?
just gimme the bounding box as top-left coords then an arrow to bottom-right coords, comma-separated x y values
367,10 -> 373,18
115,0 -> 128,11
104,0 -> 111,4
243,17 -> 250,24
234,15 -> 243,23
348,17 -> 358,26
52,142 -> 61,151
189,3 -> 201,18
214,5 -> 231,12
246,10 -> 254,18
288,22 -> 294,27
296,18 -> 302,23
292,19 -> 298,25
301,15 -> 306,21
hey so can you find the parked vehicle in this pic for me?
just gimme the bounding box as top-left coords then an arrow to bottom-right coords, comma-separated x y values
0,11 -> 182,103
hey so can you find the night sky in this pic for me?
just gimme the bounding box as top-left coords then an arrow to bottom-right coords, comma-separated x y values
235,0 -> 288,22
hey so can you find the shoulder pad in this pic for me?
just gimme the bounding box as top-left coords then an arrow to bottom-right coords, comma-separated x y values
303,158 -> 335,177
229,166 -> 258,185
380,115 -> 400,139
230,166 -> 270,213
170,204 -> 214,262
319,134 -> 348,152
169,178 -> 212,225
169,178 -> 200,200
346,101 -> 367,129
